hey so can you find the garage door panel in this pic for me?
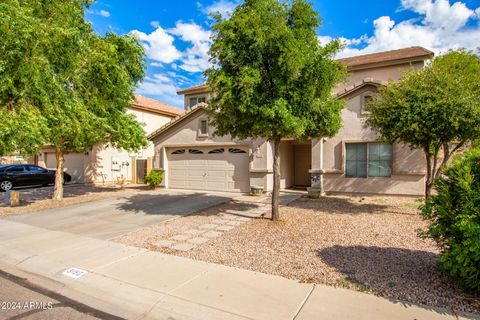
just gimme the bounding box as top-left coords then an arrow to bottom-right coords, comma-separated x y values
46,152 -> 85,184
186,170 -> 205,178
167,146 -> 249,192
170,169 -> 186,178
206,170 -> 229,179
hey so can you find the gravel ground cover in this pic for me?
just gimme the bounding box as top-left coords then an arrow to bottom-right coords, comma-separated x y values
0,184 -> 147,216
116,194 -> 480,316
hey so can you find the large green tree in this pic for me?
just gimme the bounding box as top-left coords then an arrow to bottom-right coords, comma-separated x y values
206,0 -> 346,220
365,50 -> 480,198
0,0 -> 147,200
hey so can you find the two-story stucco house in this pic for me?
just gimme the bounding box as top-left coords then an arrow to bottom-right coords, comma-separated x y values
38,95 -> 182,184
149,47 -> 434,196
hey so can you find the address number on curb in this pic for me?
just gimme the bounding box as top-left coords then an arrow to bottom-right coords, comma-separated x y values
62,267 -> 88,279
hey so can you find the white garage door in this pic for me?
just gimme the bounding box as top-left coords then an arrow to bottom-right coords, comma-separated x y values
46,153 -> 85,183
168,146 -> 250,192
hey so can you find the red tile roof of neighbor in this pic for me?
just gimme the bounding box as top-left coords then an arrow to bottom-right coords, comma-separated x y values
133,95 -> 182,117
176,47 -> 434,95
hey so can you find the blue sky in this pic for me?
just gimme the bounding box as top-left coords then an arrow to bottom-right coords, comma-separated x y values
86,0 -> 480,109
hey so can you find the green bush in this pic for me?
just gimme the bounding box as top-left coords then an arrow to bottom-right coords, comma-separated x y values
421,149 -> 480,291
144,169 -> 164,188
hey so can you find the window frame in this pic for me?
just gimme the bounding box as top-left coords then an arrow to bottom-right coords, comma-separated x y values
360,91 -> 375,115
188,95 -> 207,108
199,119 -> 209,137
228,148 -> 247,154
208,148 -> 225,154
344,142 -> 393,178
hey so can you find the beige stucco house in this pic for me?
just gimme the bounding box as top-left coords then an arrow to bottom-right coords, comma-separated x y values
37,95 -> 181,184
149,47 -> 434,196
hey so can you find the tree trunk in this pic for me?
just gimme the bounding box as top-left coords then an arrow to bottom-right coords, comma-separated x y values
271,137 -> 281,221
424,150 -> 433,199
52,148 -> 64,201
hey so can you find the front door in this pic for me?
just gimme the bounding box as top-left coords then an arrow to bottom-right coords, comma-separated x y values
294,144 -> 311,186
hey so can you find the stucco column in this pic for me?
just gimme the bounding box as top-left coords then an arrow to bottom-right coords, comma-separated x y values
319,138 -> 325,195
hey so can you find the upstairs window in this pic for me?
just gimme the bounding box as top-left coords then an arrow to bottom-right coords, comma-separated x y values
346,143 -> 392,178
200,119 -> 208,136
363,95 -> 373,105
189,97 -> 197,108
189,96 -> 207,108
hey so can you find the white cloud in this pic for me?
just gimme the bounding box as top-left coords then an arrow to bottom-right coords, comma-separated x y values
200,0 -> 240,18
136,74 -> 183,107
87,9 -> 111,18
329,0 -> 480,58
98,10 -> 110,17
168,21 -> 212,73
401,0 -> 473,31
317,35 -> 333,46
130,27 -> 182,64
150,21 -> 160,28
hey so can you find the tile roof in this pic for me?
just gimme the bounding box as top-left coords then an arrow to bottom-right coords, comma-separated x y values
176,84 -> 209,95
176,47 -> 434,94
338,46 -> 434,69
133,95 -> 182,117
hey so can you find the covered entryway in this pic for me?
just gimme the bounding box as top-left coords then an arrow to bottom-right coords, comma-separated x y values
294,143 -> 312,186
45,153 -> 85,183
280,140 -> 312,188
167,146 -> 250,192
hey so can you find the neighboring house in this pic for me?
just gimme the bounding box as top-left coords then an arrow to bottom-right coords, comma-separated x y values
0,155 -> 34,165
37,95 -> 182,184
149,47 -> 434,196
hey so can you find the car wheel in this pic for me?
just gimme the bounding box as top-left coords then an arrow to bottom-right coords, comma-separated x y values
0,180 -> 13,192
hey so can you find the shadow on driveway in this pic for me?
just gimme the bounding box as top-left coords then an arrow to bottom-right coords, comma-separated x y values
115,192 -> 232,216
4,191 -> 234,239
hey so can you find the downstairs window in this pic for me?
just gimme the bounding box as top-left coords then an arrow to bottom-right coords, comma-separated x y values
345,143 -> 393,178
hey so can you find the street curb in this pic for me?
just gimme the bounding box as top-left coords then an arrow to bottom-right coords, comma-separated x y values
0,268 -> 125,320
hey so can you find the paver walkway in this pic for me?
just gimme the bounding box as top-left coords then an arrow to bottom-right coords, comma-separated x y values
0,218 -> 475,320
156,205 -> 272,251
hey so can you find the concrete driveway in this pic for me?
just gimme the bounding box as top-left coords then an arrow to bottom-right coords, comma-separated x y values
3,190 -> 233,240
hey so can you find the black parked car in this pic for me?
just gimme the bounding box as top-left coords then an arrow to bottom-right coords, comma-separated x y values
0,164 -> 72,192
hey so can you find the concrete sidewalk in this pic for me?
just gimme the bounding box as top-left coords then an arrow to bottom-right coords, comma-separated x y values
0,219 -> 474,320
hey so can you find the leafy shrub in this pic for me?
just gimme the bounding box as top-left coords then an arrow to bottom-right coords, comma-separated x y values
144,169 -> 164,188
421,149 -> 480,291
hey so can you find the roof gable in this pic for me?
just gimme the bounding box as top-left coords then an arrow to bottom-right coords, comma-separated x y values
337,79 -> 386,99
148,104 -> 207,140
